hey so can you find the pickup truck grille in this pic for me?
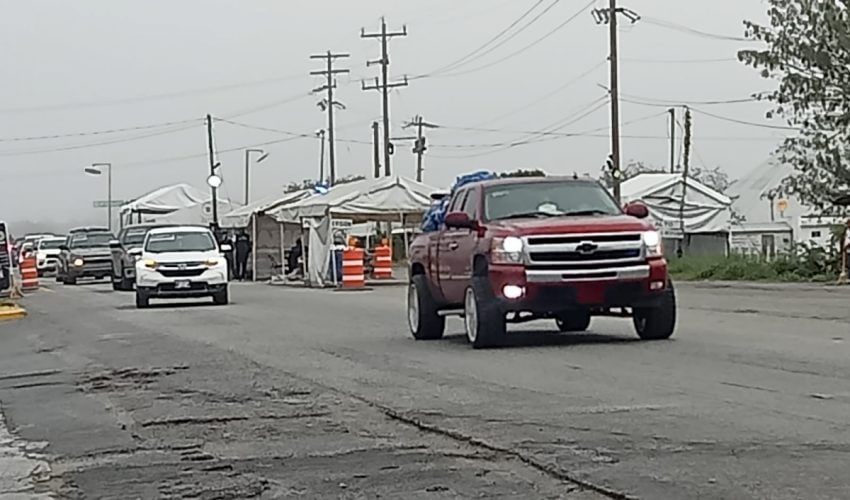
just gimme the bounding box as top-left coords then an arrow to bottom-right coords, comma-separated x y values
522,232 -> 648,282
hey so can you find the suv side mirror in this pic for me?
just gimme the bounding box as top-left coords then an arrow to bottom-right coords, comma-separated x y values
59,245 -> 69,252
444,212 -> 475,229
109,239 -> 121,249
128,248 -> 143,257
624,201 -> 649,219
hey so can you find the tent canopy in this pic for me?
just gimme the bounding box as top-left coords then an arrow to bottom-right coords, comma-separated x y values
621,173 -> 733,234
121,184 -> 209,215
148,199 -> 237,226
219,189 -> 311,228
274,176 -> 438,223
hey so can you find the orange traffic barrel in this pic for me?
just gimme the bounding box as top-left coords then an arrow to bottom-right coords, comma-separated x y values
20,255 -> 39,292
373,242 -> 393,279
341,247 -> 365,288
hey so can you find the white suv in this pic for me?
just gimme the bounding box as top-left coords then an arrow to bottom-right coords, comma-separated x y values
133,226 -> 230,308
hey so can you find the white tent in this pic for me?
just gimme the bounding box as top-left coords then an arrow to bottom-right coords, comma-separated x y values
120,183 -> 209,216
274,176 -> 438,223
622,173 -> 733,235
149,199 -> 238,226
219,189 -> 311,229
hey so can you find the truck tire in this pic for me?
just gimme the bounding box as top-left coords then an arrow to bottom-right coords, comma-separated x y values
63,276 -> 77,286
464,278 -> 506,349
408,275 -> 445,340
135,290 -> 150,309
633,282 -> 677,340
556,311 -> 591,332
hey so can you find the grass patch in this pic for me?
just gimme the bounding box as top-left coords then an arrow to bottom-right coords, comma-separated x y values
668,251 -> 839,283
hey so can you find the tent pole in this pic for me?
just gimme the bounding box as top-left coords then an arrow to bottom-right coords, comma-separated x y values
279,222 -> 285,278
252,214 -> 257,282
299,218 -> 307,286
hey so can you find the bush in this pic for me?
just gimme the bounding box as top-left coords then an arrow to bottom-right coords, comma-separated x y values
668,243 -> 842,282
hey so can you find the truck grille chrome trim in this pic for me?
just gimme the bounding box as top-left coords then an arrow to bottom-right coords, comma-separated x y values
526,265 -> 650,283
522,232 -> 647,279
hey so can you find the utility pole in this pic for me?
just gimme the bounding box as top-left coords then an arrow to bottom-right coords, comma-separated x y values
310,51 -> 349,186
362,17 -> 408,177
592,2 -> 639,203
678,106 -> 692,255
243,148 -> 268,205
668,108 -> 676,173
316,129 -> 326,183
403,115 -> 437,182
205,114 -> 220,227
372,122 -> 381,178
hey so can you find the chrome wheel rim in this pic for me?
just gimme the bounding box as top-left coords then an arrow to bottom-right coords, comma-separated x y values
464,288 -> 477,344
407,284 -> 419,333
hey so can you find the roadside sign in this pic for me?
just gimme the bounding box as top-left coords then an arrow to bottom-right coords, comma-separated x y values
92,200 -> 126,208
0,222 -> 10,292
331,219 -> 354,229
659,219 -> 684,240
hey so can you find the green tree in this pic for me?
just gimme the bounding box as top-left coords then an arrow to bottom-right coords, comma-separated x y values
739,0 -> 850,211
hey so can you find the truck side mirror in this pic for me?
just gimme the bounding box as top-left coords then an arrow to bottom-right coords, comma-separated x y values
445,212 -> 475,229
624,201 -> 649,219
59,245 -> 69,252
109,239 -> 121,249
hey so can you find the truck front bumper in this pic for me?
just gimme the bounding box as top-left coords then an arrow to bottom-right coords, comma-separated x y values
489,259 -> 669,313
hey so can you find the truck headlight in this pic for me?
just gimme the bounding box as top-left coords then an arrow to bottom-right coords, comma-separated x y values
72,258 -> 84,267
491,236 -> 524,264
642,231 -> 663,258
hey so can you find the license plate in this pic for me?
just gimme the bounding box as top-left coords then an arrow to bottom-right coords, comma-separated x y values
175,280 -> 191,289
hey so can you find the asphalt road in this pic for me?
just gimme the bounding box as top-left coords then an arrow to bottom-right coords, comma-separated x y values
1,279 -> 849,499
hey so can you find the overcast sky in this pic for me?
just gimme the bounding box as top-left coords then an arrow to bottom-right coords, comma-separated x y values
1,0 -> 781,225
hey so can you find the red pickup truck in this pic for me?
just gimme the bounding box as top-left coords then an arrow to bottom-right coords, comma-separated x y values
407,176 -> 676,348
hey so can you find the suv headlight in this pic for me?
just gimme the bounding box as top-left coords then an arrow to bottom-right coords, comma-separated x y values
204,258 -> 220,267
642,231 -> 663,258
143,259 -> 158,269
491,236 -> 524,264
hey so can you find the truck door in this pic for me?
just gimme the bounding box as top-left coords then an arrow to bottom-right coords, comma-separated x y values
433,190 -> 466,302
441,187 -> 481,304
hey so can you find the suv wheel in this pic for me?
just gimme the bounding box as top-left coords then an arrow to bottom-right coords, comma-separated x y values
633,282 -> 677,340
464,278 -> 506,349
408,275 -> 445,340
555,311 -> 591,332
135,290 -> 150,309
213,287 -> 229,306
63,275 -> 77,286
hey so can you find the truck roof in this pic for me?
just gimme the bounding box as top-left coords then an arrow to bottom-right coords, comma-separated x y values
462,175 -> 601,189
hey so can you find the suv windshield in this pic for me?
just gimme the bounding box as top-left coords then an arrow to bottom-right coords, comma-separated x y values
484,181 -> 621,221
38,239 -> 65,250
145,232 -> 216,253
69,232 -> 114,249
122,228 -> 151,247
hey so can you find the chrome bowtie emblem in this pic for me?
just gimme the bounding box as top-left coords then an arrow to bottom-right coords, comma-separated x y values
576,242 -> 599,255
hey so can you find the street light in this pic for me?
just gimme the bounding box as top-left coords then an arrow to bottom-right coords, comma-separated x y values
85,163 -> 112,231
244,149 -> 269,205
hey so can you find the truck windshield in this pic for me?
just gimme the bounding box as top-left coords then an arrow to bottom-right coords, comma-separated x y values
69,233 -> 113,249
38,239 -> 65,250
122,228 -> 150,247
484,181 -> 621,221
146,232 -> 216,253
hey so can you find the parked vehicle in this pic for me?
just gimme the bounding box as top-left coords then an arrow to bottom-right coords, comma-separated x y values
35,236 -> 66,276
406,176 -> 676,349
134,226 -> 230,308
57,229 -> 116,285
110,223 -> 174,291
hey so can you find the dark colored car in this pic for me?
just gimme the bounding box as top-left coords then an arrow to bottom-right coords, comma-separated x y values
57,229 -> 116,285
407,177 -> 676,349
110,223 -> 174,291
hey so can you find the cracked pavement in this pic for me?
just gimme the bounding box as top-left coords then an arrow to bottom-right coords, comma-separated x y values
0,281 -> 849,498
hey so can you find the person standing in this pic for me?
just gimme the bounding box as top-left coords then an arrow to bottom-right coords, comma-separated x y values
235,230 -> 252,281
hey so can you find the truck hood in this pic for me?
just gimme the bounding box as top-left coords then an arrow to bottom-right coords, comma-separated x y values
37,249 -> 62,257
487,215 -> 654,236
69,247 -> 113,258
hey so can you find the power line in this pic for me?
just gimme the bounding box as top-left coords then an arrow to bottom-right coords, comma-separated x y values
690,107 -> 798,131
0,74 -> 307,114
418,0 -> 595,80
622,57 -> 736,64
642,17 -> 748,42
0,121 -> 200,157
0,118 -> 201,143
420,0 -> 548,77
215,117 -> 371,145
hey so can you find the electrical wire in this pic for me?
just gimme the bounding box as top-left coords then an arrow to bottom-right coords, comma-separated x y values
0,118 -> 201,143
0,74 -> 307,114
215,117 -> 372,145
419,0 -> 596,80
416,0 -> 549,77
622,57 -> 736,64
690,107 -> 798,131
642,17 -> 749,42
